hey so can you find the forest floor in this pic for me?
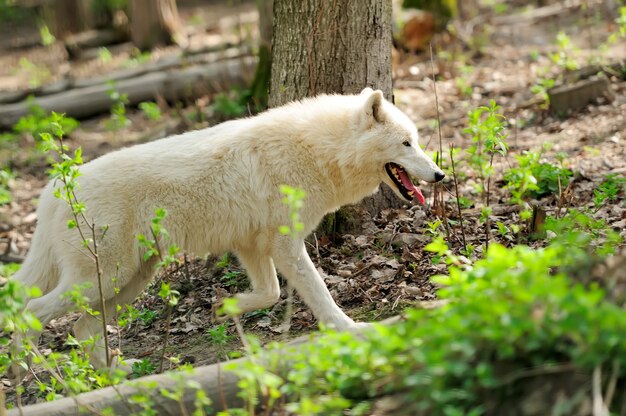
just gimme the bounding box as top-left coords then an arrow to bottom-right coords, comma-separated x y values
1,1 -> 625,407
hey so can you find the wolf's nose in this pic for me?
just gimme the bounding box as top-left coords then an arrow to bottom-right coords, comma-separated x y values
434,171 -> 445,182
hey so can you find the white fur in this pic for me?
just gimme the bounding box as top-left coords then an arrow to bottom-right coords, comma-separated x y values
11,89 -> 443,370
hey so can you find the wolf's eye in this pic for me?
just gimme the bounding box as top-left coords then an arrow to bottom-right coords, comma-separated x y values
403,141 -> 411,147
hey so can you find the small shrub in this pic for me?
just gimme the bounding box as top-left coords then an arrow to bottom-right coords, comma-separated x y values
14,100 -> 79,140
131,359 -> 156,378
212,89 -> 248,119
105,83 -> 130,131
0,167 -> 14,206
593,173 -> 626,208
139,101 -> 162,121
504,150 -> 573,200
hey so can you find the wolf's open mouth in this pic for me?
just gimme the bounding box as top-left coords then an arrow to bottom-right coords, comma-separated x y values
385,162 -> 425,205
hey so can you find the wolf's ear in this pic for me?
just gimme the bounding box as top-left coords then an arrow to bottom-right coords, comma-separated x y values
360,87 -> 374,95
363,89 -> 385,123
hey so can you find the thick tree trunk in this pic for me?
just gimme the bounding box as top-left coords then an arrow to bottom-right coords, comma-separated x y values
270,0 -> 393,104
129,0 -> 181,50
270,0 -> 403,234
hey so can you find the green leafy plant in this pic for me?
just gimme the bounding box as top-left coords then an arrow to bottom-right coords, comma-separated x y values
17,58 -> 51,88
531,77 -> 555,109
13,100 -> 79,141
593,173 -> 626,208
278,185 -> 306,238
463,100 -> 508,199
39,24 -> 55,46
504,150 -> 573,200
130,359 -> 156,379
105,82 -> 130,131
232,232 -> 626,414
139,101 -> 162,121
212,89 -> 248,119
136,207 -> 181,372
0,167 -> 14,206
98,47 -> 113,63
551,31 -> 579,71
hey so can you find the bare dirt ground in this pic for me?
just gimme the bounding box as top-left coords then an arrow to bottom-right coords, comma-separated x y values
1,0 -> 625,407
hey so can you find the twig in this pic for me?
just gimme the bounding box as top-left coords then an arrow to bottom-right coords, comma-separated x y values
90,223 -> 110,368
449,144 -> 468,252
55,135 -> 111,368
429,42 -> 450,239
485,154 -> 495,251
593,365 -> 609,416
604,360 -> 618,411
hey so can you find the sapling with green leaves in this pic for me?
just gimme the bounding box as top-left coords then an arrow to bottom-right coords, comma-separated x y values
3,114 -> 127,402
463,100 -> 508,249
136,207 -> 181,373
40,114 -> 114,369
105,82 -> 130,131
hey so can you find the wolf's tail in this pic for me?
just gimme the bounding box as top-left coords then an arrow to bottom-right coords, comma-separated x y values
11,184 -> 59,297
11,224 -> 59,297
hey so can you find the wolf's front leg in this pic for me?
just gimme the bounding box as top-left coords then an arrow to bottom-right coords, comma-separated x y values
272,238 -> 357,330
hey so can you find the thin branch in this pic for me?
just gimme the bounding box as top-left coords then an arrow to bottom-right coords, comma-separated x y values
449,144 -> 468,252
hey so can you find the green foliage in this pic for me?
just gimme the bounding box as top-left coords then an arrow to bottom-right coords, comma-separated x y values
455,65 -> 473,98
131,359 -> 156,378
530,77 -> 555,109
606,6 -> 626,44
0,281 -> 41,376
504,150 -> 573,200
278,185 -> 306,237
136,207 -> 180,269
593,173 -> 626,208
0,261 -> 20,277
139,101 -> 162,121
545,210 -> 622,258
206,324 -> 234,346
105,82 -> 130,131
551,31 -> 579,71
98,47 -> 113,63
212,89 -> 248,119
0,0 -> 32,21
227,233 -> 626,414
39,24 -> 55,46
14,100 -> 79,141
0,167 -> 14,206
463,100 -> 508,197
18,58 -> 51,88
117,305 -> 158,328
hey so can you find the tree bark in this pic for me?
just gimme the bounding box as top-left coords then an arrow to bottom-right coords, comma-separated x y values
129,0 -> 181,50
269,0 -> 403,234
42,0 -> 95,39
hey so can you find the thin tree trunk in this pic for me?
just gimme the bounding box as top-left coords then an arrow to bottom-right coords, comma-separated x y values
270,0 -> 403,234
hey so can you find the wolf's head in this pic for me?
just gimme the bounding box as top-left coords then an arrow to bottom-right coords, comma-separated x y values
352,88 -> 444,205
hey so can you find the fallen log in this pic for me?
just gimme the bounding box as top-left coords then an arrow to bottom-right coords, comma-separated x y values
0,45 -> 251,105
0,56 -> 257,128
65,28 -> 130,59
5,318 -> 401,416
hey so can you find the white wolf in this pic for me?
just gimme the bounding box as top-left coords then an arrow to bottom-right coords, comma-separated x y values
11,88 -> 444,372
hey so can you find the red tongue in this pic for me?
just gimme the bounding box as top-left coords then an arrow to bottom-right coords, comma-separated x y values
397,168 -> 425,205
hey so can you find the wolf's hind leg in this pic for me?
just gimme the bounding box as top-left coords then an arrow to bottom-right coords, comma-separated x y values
272,238 -> 356,330
230,249 -> 281,313
73,265 -> 154,371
